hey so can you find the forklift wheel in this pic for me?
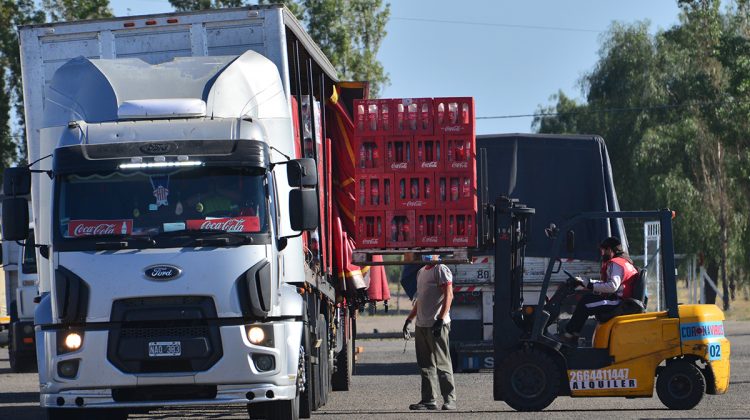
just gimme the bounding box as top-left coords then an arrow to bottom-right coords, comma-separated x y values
500,348 -> 560,411
656,360 -> 705,410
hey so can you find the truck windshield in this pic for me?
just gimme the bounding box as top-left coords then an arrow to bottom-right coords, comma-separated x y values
57,167 -> 268,244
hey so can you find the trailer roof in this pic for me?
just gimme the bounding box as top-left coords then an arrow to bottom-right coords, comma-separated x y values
20,4 -> 339,83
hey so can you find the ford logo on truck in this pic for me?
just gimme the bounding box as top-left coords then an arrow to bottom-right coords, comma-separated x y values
144,265 -> 182,281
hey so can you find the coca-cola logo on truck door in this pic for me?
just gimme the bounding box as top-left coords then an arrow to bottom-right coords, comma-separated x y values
68,220 -> 133,237
185,216 -> 260,232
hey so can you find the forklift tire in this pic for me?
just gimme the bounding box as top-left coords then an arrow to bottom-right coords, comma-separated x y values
500,348 -> 560,412
656,360 -> 705,410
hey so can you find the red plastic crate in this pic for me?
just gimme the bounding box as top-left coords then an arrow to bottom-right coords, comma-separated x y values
354,99 -> 393,135
435,172 -> 477,211
416,210 -> 445,247
393,98 -> 434,135
355,173 -> 394,211
356,211 -> 385,249
444,134 -> 475,172
414,134 -> 443,171
354,135 -> 384,174
445,210 -> 476,247
395,173 -> 435,210
385,210 -> 416,248
434,97 -> 475,135
384,136 -> 414,172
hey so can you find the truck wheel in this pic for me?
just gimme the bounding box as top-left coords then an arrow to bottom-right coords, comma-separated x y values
316,314 -> 329,406
299,334 -> 314,418
9,348 -> 36,373
46,408 -> 128,420
500,348 -> 560,411
656,360 -> 705,410
331,328 -> 353,391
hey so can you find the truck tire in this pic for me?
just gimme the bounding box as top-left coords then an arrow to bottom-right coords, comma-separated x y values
656,360 -> 705,410
46,408 -> 128,420
331,324 -> 353,391
9,348 -> 36,373
316,314 -> 329,406
499,348 -> 560,411
299,327 -> 314,419
248,393 -> 299,420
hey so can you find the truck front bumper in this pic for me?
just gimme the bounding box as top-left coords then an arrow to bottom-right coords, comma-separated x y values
39,321 -> 303,407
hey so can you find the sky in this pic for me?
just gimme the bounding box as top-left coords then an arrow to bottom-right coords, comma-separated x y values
108,0 -> 683,135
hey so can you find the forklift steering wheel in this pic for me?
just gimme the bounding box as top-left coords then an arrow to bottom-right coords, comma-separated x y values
562,269 -> 579,287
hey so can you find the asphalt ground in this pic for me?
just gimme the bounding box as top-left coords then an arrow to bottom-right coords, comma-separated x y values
0,320 -> 748,419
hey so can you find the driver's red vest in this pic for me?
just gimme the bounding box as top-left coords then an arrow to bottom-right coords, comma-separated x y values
600,257 -> 639,298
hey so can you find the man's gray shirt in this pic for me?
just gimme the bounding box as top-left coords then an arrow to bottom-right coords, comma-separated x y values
415,264 -> 453,328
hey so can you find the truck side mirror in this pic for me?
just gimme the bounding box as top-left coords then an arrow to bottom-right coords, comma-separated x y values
289,189 -> 319,231
566,230 -> 575,253
286,158 -> 318,188
3,167 -> 31,196
2,198 -> 30,241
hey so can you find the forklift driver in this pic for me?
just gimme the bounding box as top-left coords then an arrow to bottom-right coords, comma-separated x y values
557,236 -> 639,344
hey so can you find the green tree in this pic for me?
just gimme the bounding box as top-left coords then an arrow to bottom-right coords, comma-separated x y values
169,0 -> 390,96
42,0 -> 112,22
535,1 -> 750,310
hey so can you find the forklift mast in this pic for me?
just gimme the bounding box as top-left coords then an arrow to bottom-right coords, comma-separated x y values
491,197 -> 534,399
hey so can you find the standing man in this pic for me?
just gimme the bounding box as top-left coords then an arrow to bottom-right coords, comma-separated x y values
403,255 -> 456,410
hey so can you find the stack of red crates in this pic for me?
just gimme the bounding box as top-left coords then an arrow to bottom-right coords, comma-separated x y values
354,97 -> 476,249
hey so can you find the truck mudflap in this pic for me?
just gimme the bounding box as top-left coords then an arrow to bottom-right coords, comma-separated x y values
40,384 -> 297,409
454,341 -> 494,372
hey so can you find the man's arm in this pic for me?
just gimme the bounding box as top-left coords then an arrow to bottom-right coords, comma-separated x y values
591,263 -> 623,294
406,300 -> 418,322
438,283 -> 453,320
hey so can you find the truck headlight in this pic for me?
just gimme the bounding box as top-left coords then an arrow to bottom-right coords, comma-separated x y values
64,332 -> 82,350
57,331 -> 84,354
248,327 -> 265,344
245,324 -> 274,347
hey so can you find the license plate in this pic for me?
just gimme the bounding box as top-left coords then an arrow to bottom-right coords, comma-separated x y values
148,341 -> 182,357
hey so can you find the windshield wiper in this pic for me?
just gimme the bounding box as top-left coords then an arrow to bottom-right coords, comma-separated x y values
155,229 -> 253,245
93,235 -> 156,250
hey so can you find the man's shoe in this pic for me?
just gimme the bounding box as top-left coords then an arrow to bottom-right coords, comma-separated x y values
409,402 -> 438,410
441,402 -> 457,410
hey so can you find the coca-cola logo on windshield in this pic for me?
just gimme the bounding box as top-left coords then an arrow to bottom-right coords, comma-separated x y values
144,265 -> 182,281
185,216 -> 260,233
68,220 -> 133,237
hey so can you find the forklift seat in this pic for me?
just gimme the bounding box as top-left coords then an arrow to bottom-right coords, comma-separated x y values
594,268 -> 647,323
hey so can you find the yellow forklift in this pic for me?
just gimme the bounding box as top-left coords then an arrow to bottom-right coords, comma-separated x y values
491,197 -> 730,411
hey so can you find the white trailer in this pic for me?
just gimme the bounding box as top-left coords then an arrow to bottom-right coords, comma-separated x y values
7,5 -> 354,419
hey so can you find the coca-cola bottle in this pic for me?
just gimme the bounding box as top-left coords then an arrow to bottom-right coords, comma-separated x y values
397,103 -> 405,131
405,142 -> 411,163
359,179 -> 366,206
450,178 -> 460,202
359,144 -> 366,169
462,102 -> 470,124
448,215 -> 454,235
372,143 -> 380,167
371,179 -> 379,206
358,217 -> 364,237
382,103 -> 390,131
436,141 -> 441,161
424,178 -> 431,198
465,139 -> 472,160
377,217 -> 382,237
402,217 -> 410,241
368,104 -> 378,131
457,215 -> 465,236
418,215 -> 425,237
448,102 -> 458,124
447,140 -> 454,164
399,178 -> 406,199
410,178 -> 419,199
437,215 -> 443,236
391,219 -> 398,241
408,103 -> 417,130
467,215 -> 473,236
387,141 -> 393,164
396,218 -> 403,241
357,104 -> 365,131
421,102 -> 430,130
384,178 -> 391,205
395,142 -> 403,163
439,178 -> 446,202
367,217 -> 374,237
366,142 -> 373,168
121,221 -> 128,235
426,215 -> 434,236
437,102 -> 445,125
425,141 -> 433,162
417,141 -> 423,163
462,177 -> 471,198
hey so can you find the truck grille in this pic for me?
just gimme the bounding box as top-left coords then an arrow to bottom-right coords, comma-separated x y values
107,296 -> 223,374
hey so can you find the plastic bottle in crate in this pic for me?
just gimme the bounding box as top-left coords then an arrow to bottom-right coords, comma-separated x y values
384,178 -> 391,205
368,104 -> 378,131
371,179 -> 379,206
421,102 -> 430,130
408,103 -> 417,130
359,144 -> 366,169
357,104 -> 365,131
450,178 -> 459,202
382,102 -> 390,131
424,178 -> 431,199
439,178 -> 446,202
359,179 -> 366,206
